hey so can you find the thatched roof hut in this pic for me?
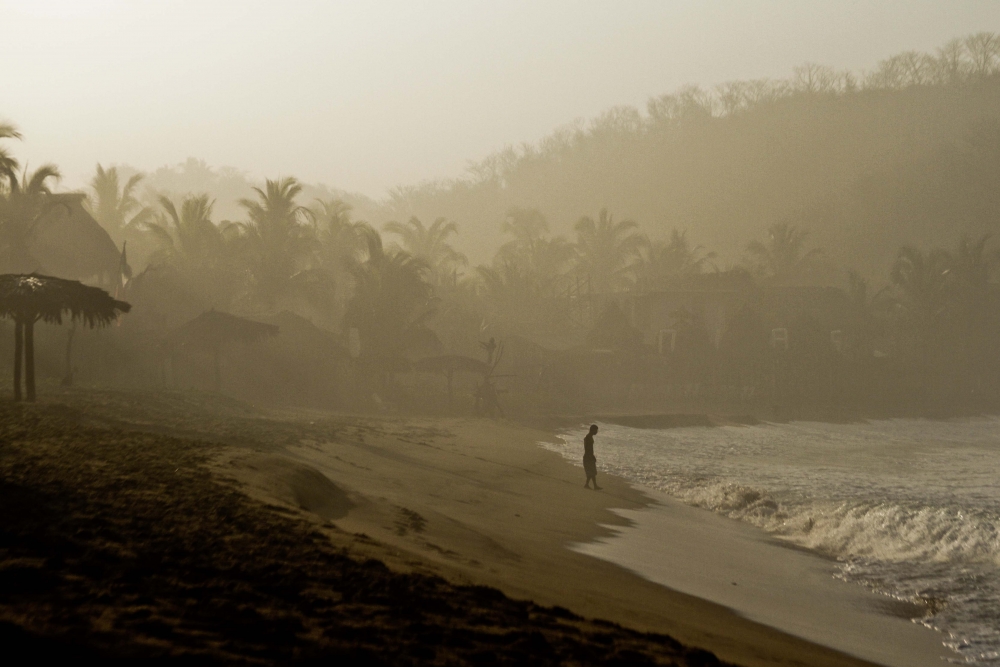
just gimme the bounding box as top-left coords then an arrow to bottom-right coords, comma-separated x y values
0,273 -> 131,401
27,194 -> 121,286
413,354 -> 490,406
170,310 -> 279,392
0,273 -> 130,326
171,310 -> 279,350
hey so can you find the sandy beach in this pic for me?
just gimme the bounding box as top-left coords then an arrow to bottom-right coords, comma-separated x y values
0,387 -> 943,665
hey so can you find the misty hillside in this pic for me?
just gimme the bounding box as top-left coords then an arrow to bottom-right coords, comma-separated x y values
380,53 -> 1000,275
103,36 -> 1000,279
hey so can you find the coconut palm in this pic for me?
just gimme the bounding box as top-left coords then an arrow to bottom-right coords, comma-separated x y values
0,273 -> 130,401
143,194 -> 227,267
496,207 -> 574,287
636,229 -> 716,291
0,122 -> 21,186
943,234 -> 997,394
236,177 -> 320,311
309,199 -> 372,326
312,198 -> 368,265
0,164 -> 63,274
573,208 -> 647,293
744,223 -> 822,279
890,245 -> 951,327
844,270 -> 892,359
132,194 -> 245,311
87,165 -> 153,242
345,229 -> 438,384
889,246 -> 952,393
383,216 -> 467,284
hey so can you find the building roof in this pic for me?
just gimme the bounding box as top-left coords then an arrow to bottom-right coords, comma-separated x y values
28,193 -> 121,285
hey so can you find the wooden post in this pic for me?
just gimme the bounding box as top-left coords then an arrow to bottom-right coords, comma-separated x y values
25,319 -> 36,402
63,324 -> 76,386
13,320 -> 23,402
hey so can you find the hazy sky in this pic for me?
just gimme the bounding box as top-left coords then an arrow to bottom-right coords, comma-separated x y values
3,0 -> 999,197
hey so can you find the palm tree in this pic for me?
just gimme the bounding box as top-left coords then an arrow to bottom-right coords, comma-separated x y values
0,122 -> 21,186
844,270 -> 892,360
143,194 -> 226,267
383,216 -> 466,285
573,208 -> 647,293
744,223 -> 822,279
131,194 -> 245,312
496,207 -> 574,286
890,246 -> 951,327
944,234 -> 996,395
889,246 -> 952,395
475,259 -> 538,331
345,229 -> 437,385
0,164 -> 63,274
0,273 -> 130,401
312,198 -> 368,264
87,165 -> 153,243
636,229 -> 716,291
310,198 -> 372,327
475,208 -> 577,333
236,177 -> 319,311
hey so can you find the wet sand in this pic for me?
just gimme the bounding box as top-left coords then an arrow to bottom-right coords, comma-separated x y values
573,503 -> 952,667
0,388 -> 923,665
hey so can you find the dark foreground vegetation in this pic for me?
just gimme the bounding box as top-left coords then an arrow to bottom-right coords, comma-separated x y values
0,392 -> 724,665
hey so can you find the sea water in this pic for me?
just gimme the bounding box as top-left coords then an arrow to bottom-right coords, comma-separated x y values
544,418 -> 1000,664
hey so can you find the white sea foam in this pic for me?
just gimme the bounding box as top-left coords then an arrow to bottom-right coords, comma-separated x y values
543,417 -> 1000,664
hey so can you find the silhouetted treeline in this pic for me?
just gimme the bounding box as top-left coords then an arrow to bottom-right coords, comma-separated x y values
378,33 -> 1000,275
3,34 -> 1000,418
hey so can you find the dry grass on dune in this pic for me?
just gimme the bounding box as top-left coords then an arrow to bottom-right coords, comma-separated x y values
0,392 -> 727,665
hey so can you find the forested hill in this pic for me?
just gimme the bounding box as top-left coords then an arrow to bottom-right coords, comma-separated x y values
379,38 -> 1000,276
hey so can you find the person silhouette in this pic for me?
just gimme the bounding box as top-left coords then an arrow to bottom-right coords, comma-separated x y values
583,424 -> 601,490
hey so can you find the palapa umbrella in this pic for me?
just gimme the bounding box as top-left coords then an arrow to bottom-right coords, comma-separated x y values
413,354 -> 489,407
170,309 -> 279,392
0,273 -> 131,402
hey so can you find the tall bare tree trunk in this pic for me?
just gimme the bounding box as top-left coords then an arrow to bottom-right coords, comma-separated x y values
25,319 -> 36,402
13,320 -> 23,402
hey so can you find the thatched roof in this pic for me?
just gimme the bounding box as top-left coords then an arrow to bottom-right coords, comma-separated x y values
258,311 -> 350,360
413,354 -> 489,376
171,310 -> 279,349
0,273 -> 131,326
29,194 -> 121,284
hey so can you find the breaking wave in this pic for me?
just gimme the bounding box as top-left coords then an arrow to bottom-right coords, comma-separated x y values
543,417 -> 1000,664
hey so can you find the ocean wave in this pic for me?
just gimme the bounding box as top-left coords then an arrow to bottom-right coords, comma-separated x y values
543,421 -> 1000,664
658,479 -> 1000,566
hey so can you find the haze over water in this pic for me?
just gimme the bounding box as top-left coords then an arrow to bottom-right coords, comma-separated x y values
547,419 -> 1000,664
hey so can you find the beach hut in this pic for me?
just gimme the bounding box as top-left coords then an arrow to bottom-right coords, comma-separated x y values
170,310 -> 279,392
0,273 -> 130,401
413,354 -> 490,407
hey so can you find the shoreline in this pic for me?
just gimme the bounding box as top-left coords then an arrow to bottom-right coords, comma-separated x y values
521,403 -> 1000,432
0,387 -> 934,665
230,409 -> 888,666
568,499 -> 954,667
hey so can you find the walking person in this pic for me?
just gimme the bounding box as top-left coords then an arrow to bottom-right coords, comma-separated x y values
583,424 -> 601,490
